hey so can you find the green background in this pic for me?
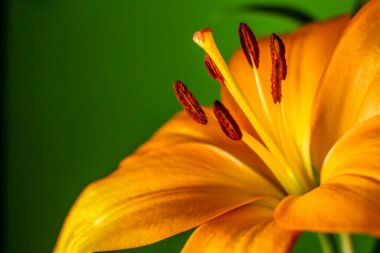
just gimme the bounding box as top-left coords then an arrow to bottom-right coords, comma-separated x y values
3,0 -> 376,252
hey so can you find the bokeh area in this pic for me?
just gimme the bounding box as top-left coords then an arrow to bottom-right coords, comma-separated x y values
4,0 -> 374,252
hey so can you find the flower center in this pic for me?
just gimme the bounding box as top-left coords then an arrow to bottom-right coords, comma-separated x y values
175,24 -> 317,196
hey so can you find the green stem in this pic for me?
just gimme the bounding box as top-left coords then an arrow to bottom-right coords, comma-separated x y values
373,239 -> 380,253
340,234 -> 355,253
318,234 -> 337,253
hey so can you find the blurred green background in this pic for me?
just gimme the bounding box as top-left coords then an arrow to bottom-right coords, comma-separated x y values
4,0 -> 376,252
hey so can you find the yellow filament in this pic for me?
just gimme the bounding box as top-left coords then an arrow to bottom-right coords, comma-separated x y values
279,103 -> 314,189
251,57 -> 310,188
242,131 -> 303,195
252,69 -> 295,169
279,104 -> 301,165
252,67 -> 274,129
250,36 -> 315,189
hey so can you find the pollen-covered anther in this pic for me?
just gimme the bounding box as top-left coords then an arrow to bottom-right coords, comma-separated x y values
239,23 -> 260,68
173,81 -> 208,125
270,33 -> 287,104
204,54 -> 225,86
213,100 -> 242,141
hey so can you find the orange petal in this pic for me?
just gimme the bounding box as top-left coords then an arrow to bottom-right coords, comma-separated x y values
275,116 -> 380,236
54,111 -> 283,253
312,0 -> 380,167
275,174 -> 380,237
321,115 -> 380,182
135,108 -> 283,188
224,15 -> 349,166
182,202 -> 299,253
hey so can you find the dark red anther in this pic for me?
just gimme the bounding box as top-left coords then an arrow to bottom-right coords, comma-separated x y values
204,54 -> 225,86
173,81 -> 208,125
213,100 -> 242,141
239,23 -> 260,68
270,33 -> 287,104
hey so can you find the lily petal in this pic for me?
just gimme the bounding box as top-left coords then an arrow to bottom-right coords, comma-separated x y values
133,108 -> 283,188
54,111 -> 283,253
275,175 -> 380,236
275,115 -> 380,236
312,0 -> 380,167
182,202 -> 298,253
321,115 -> 380,182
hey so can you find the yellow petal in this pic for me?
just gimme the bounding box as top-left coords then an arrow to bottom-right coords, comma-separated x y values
275,115 -> 380,236
312,0 -> 380,167
275,174 -> 380,237
321,115 -> 380,182
182,202 -> 298,253
54,111 -> 283,253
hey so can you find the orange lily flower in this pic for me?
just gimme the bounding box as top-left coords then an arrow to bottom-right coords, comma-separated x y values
54,0 -> 380,252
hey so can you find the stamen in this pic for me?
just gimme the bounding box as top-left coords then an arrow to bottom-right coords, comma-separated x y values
238,23 -> 259,68
213,100 -> 242,141
193,28 -> 286,168
239,23 -> 272,134
173,81 -> 208,125
204,54 -> 225,86
270,33 -> 287,104
268,34 -> 312,189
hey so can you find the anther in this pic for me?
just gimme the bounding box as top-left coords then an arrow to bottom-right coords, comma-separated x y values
213,100 -> 242,141
173,81 -> 208,125
239,23 -> 260,68
204,54 -> 225,86
270,33 -> 287,104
